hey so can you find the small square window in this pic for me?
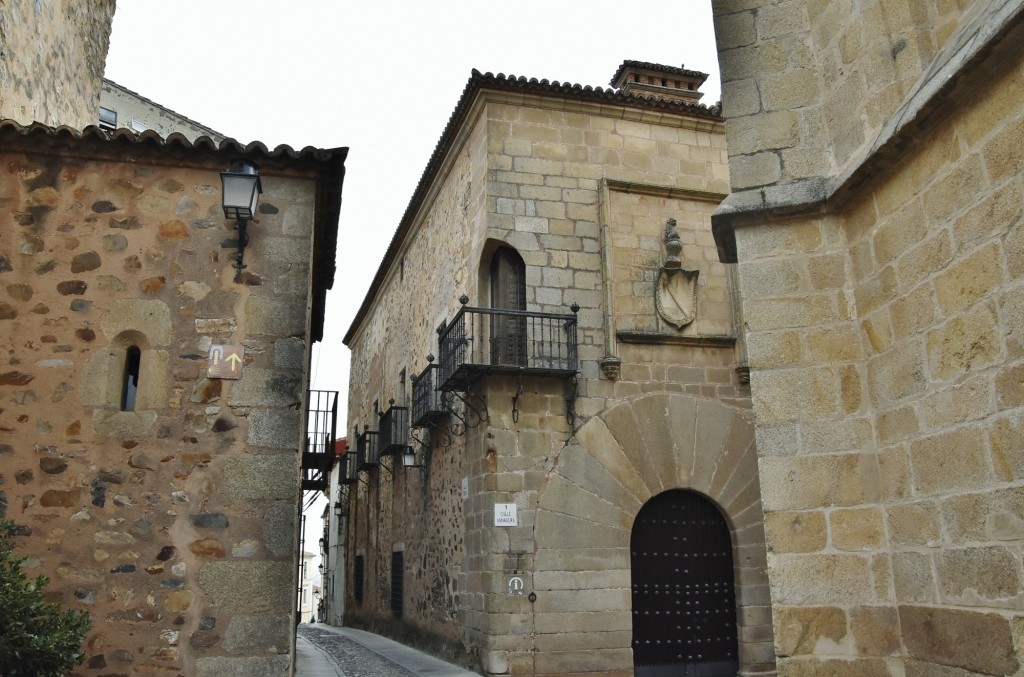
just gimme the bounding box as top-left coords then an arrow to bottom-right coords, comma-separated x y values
99,107 -> 117,130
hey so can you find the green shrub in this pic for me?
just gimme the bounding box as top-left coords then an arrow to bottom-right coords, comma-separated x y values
0,520 -> 91,676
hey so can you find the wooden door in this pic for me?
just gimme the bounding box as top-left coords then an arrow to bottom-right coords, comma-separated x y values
489,247 -> 526,366
631,490 -> 739,676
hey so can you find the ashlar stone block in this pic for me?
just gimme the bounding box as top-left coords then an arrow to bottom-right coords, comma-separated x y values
768,553 -> 871,605
224,453 -> 298,501
830,507 -> 883,551
937,545 -> 1024,603
934,243 -> 1003,316
772,605 -> 848,656
764,510 -> 826,553
198,561 -> 294,613
759,454 -> 866,511
909,426 -> 990,496
100,298 -> 172,346
195,656 -> 290,677
899,605 -> 1019,675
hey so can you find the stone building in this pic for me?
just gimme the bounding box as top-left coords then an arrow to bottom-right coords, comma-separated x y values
710,1 -> 1024,674
0,120 -> 346,674
322,438 -> 349,627
99,79 -> 227,143
340,62 -> 774,676
0,0 -> 116,129
299,550 -> 319,622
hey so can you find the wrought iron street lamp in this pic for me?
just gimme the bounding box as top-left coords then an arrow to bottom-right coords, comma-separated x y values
220,159 -> 262,275
402,447 -> 425,469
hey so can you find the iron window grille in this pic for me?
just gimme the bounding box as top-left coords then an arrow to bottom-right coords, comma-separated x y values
355,429 -> 379,471
390,551 -> 404,616
354,555 -> 364,604
339,451 -> 358,485
411,361 -> 448,428
378,401 -> 410,457
437,300 -> 579,392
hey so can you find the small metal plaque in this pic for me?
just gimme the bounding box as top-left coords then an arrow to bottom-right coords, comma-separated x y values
207,344 -> 244,379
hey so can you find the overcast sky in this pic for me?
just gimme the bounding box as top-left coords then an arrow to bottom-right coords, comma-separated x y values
103,0 -> 721,544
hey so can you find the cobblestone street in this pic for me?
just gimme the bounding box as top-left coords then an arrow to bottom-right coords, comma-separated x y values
296,624 -> 479,677
299,625 -> 415,677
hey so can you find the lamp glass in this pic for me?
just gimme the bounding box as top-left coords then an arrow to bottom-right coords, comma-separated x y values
402,449 -> 417,467
333,502 -> 342,517
220,161 -> 262,220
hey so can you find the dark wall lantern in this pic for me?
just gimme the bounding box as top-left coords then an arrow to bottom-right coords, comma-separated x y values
220,159 -> 262,275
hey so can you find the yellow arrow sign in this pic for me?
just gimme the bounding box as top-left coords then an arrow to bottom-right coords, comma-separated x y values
207,344 -> 244,380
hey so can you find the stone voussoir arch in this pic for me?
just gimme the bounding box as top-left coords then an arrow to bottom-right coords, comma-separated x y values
537,391 -> 761,545
532,390 -> 772,675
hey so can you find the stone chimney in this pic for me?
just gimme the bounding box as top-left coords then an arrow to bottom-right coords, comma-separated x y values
610,61 -> 708,104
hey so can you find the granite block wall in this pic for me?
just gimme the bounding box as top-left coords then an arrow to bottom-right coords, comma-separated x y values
0,140 -> 322,675
714,0 -> 1024,673
343,79 -> 770,676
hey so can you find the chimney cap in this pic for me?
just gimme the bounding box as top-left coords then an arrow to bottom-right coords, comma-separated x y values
610,60 -> 709,103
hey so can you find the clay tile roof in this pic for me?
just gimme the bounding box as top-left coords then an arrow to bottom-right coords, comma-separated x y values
343,68 -> 722,345
609,60 -> 710,86
0,119 -> 347,342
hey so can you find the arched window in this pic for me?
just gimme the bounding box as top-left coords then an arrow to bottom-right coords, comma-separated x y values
489,247 -> 526,366
121,346 -> 141,411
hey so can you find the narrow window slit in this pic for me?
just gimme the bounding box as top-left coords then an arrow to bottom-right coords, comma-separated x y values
122,346 -> 141,411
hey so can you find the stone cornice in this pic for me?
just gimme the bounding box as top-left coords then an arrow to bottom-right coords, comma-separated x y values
712,0 -> 1024,263
617,331 -> 736,347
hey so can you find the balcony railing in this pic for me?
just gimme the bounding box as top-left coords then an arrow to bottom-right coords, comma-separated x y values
438,303 -> 579,391
302,390 -> 338,491
378,402 -> 409,456
355,429 -> 379,471
411,362 -> 447,428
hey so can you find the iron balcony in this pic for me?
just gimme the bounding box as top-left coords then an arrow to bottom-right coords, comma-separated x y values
301,390 -> 338,491
437,304 -> 579,392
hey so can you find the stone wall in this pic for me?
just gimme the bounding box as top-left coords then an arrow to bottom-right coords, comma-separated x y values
343,76 -> 772,676
713,0 -> 1024,673
715,0 -> 984,213
342,117 -> 487,658
0,0 -> 115,128
99,80 -> 226,142
0,131 -> 329,675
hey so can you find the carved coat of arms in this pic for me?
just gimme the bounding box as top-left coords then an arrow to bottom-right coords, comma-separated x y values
655,218 -> 699,329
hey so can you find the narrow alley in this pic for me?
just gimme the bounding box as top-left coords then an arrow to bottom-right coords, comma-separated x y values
295,624 -> 480,677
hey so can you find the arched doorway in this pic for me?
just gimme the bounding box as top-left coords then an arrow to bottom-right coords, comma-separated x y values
631,489 -> 739,677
